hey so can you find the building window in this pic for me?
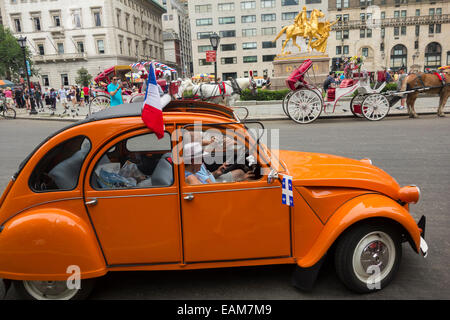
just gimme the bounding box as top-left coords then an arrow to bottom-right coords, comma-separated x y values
362,47 -> 369,57
13,18 -> 21,32
72,11 -> 82,28
243,42 -> 257,50
93,11 -> 102,27
447,51 -> 450,65
262,27 -> 276,35
380,42 -> 384,52
197,32 -> 213,39
219,30 -> 236,37
195,4 -> 212,13
221,57 -> 237,64
425,42 -> 442,69
221,43 -> 236,51
336,0 -> 342,9
242,15 -> 256,23
77,41 -> 85,53
436,8 -> 442,16
414,40 -> 419,50
262,41 -> 276,49
32,16 -> 41,31
53,15 -> 61,27
336,46 -> 342,55
262,54 -> 276,62
42,75 -> 49,87
381,27 -> 385,37
343,45 -> 349,55
391,44 -> 407,70
394,27 -> 399,36
97,40 -> 105,54
336,31 -> 342,40
218,3 -> 235,11
381,12 -> 385,19
281,0 -> 299,5
219,17 -> 235,24
37,44 -> 45,55
196,18 -> 212,26
261,14 -> 275,22
242,28 -> 257,37
61,74 -> 69,86
57,43 -> 64,54
199,59 -> 212,66
198,45 -> 213,53
415,25 -> 420,36
343,30 -> 349,39
243,56 -> 257,63
282,12 -> 296,20
241,1 -> 256,9
401,26 -> 406,35
360,29 -> 365,38
261,0 -> 275,8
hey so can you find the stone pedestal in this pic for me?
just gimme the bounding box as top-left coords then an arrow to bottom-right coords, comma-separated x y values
271,53 -> 330,90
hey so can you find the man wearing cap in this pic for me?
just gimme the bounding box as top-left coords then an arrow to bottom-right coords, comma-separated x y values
184,142 -> 254,185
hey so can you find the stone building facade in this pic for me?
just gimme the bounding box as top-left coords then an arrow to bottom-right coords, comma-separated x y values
328,0 -> 450,72
162,0 -> 192,77
189,0 -> 328,80
2,0 -> 166,88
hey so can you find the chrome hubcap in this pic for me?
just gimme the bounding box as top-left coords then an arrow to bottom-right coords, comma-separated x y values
352,231 -> 396,284
23,280 -> 79,300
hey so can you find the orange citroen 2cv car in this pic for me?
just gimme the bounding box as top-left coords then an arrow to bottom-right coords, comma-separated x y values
0,101 -> 428,299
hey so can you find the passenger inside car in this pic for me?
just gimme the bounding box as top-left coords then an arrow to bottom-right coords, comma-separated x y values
184,142 -> 255,185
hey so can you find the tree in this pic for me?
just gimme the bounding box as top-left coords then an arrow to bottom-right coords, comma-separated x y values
75,67 -> 93,87
0,25 -> 37,81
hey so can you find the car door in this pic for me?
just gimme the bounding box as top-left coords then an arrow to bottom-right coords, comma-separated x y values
84,129 -> 182,266
178,126 -> 291,263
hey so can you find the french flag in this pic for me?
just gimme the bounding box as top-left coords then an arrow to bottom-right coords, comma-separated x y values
141,63 -> 164,139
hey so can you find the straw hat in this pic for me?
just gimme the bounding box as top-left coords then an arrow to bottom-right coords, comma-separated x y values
183,142 -> 208,164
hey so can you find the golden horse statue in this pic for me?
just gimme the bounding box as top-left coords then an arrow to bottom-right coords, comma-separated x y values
273,7 -> 338,55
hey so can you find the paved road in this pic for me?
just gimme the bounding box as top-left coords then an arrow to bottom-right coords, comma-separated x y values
0,115 -> 449,299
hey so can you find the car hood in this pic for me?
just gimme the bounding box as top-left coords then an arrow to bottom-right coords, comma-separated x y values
278,150 -> 400,199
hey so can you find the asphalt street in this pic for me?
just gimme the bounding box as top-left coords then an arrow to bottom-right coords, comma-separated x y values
0,115 -> 449,300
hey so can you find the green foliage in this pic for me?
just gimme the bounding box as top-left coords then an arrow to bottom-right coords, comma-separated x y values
0,25 -> 36,81
240,89 -> 291,101
182,90 -> 194,98
75,67 -> 93,87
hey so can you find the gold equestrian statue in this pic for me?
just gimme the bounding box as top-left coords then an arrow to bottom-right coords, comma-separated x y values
273,7 -> 338,55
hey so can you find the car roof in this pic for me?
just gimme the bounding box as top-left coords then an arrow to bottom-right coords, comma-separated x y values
14,100 -> 239,179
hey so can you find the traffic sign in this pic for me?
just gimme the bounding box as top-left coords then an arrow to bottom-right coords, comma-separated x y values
206,50 -> 216,62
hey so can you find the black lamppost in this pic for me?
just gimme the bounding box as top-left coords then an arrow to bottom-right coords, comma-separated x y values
17,36 -> 37,115
209,33 -> 220,83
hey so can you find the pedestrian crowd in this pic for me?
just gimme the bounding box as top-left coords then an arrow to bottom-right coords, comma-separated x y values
0,82 -> 93,114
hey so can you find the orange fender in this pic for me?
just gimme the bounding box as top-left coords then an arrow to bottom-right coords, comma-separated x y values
296,194 -> 421,268
0,208 -> 106,280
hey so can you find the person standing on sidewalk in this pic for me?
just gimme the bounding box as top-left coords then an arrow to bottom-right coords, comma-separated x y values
58,86 -> 69,114
34,88 -> 44,110
396,69 -> 407,110
50,88 -> 57,110
107,77 -> 123,106
83,85 -> 90,105
4,87 -> 13,108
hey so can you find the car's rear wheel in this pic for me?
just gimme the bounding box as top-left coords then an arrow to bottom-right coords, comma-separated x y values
334,222 -> 402,293
13,279 -> 95,300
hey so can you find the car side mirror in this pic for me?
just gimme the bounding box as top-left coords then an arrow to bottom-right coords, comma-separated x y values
267,169 -> 278,184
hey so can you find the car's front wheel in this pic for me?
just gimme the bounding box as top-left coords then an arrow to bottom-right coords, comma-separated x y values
13,279 -> 95,300
334,222 -> 402,293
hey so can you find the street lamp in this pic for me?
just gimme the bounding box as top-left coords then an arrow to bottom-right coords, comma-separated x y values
209,33 -> 220,83
17,36 -> 37,115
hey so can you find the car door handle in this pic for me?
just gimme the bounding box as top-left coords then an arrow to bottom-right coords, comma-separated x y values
184,194 -> 194,201
85,198 -> 98,206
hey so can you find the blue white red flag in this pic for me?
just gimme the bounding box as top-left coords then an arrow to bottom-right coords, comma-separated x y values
141,63 -> 164,139
282,175 -> 294,207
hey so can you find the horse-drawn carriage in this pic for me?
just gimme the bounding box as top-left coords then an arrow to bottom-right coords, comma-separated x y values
89,62 -> 179,115
283,59 -> 397,124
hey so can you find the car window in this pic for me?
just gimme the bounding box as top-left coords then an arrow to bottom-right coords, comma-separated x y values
91,132 -> 173,190
29,136 -> 91,192
182,126 -> 262,185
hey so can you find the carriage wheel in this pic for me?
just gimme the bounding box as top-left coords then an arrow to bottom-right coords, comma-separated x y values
350,94 -> 365,118
286,89 -> 322,124
282,91 -> 295,117
89,95 -> 111,115
130,94 -> 145,103
361,94 -> 390,121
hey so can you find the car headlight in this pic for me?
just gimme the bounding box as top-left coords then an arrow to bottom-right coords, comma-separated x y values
398,185 -> 420,204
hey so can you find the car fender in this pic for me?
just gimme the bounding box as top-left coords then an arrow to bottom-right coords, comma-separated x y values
0,208 -> 106,280
296,193 -> 421,268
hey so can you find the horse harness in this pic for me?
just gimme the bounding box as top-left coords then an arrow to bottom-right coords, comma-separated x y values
192,79 -> 247,101
412,72 -> 449,93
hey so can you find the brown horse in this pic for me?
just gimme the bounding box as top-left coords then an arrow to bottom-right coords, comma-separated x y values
400,72 -> 450,118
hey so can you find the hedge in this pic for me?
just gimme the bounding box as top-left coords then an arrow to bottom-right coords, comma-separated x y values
240,89 -> 291,101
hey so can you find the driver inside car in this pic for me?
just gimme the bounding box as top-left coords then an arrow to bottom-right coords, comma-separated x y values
184,142 -> 254,185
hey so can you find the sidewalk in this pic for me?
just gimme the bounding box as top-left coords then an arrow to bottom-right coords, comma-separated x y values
11,96 -> 450,122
